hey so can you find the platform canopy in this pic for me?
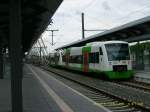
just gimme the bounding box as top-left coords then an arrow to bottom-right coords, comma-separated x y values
0,0 -> 62,53
57,16 -> 150,50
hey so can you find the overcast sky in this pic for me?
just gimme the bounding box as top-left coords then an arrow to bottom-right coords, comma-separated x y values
41,0 -> 150,52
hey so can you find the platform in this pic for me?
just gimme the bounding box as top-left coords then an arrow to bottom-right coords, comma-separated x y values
0,64 -> 110,112
134,70 -> 150,84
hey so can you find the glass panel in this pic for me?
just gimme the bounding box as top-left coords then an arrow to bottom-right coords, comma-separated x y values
89,52 -> 99,63
105,43 -> 130,61
99,47 -> 103,55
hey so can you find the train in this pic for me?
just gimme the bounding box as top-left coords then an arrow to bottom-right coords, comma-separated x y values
49,41 -> 133,79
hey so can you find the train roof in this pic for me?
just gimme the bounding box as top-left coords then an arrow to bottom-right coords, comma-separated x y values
102,41 -> 128,44
85,41 -> 128,46
62,41 -> 128,49
69,47 -> 82,50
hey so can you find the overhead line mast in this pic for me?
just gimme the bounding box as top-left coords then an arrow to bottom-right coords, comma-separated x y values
46,29 -> 59,46
81,12 -> 108,39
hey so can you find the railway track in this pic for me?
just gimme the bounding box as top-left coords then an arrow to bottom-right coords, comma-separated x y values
41,66 -> 150,112
56,77 -> 142,112
115,80 -> 150,93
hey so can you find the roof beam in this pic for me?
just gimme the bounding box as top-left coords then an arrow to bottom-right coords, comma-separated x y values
124,34 -> 150,42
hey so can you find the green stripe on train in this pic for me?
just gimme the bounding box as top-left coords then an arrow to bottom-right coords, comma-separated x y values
69,66 -> 83,71
82,46 -> 91,53
66,48 -> 71,54
104,70 -> 134,79
88,69 -> 133,79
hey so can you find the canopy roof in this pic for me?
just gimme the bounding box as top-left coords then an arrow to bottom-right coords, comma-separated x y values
0,0 -> 62,53
57,16 -> 150,50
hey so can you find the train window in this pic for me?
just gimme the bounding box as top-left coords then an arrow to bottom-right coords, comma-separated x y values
89,53 -> 93,63
89,52 -> 99,63
69,55 -> 83,64
78,55 -> 83,64
62,55 -> 66,62
99,47 -> 103,55
95,52 -> 99,63
105,43 -> 130,61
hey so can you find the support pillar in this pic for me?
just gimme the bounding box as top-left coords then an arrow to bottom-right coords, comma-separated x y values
81,13 -> 85,39
40,47 -> 42,65
149,50 -> 150,70
136,42 -> 144,70
9,0 -> 23,112
0,47 -> 3,79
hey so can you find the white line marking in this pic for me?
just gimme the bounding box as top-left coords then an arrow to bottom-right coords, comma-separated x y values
28,66 -> 74,112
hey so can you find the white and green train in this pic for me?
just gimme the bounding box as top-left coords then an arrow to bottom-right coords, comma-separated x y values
49,41 -> 133,79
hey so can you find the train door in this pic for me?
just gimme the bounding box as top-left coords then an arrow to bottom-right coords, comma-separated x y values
66,54 -> 69,66
83,52 -> 89,72
65,49 -> 70,67
99,47 -> 104,70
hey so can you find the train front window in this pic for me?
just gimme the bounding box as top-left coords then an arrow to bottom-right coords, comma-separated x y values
105,43 -> 130,61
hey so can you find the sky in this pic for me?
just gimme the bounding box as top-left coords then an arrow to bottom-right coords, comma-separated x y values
41,0 -> 150,52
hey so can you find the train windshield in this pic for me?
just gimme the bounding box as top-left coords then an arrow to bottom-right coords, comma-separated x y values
105,43 -> 130,61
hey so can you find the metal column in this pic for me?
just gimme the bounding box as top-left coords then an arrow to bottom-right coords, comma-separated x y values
9,0 -> 23,112
149,50 -> 150,69
81,13 -> 85,39
39,47 -> 42,65
0,47 -> 3,79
